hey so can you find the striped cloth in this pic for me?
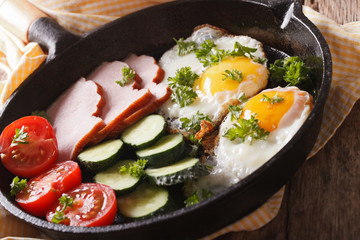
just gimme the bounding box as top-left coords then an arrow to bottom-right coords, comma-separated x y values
0,0 -> 359,239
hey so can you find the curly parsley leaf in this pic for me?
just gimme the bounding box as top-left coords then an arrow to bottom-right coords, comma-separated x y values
261,93 -> 284,104
195,40 -> 265,67
230,42 -> 257,58
238,92 -> 248,103
119,159 -> 147,178
168,67 -> 199,108
223,115 -> 269,144
11,126 -> 29,147
195,40 -> 228,67
116,66 -> 136,87
10,176 -> 27,197
174,38 -> 197,56
228,105 -> 243,121
185,189 -> 213,207
180,111 -> 211,132
51,194 -> 74,224
222,69 -> 244,83
269,56 -> 311,87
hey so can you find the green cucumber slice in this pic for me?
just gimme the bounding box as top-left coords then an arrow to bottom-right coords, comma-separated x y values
121,114 -> 166,149
94,160 -> 140,194
145,157 -> 209,186
117,183 -> 175,219
136,133 -> 184,168
78,139 -> 124,172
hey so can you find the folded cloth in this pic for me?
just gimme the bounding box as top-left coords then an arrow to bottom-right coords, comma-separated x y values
0,1 -> 359,239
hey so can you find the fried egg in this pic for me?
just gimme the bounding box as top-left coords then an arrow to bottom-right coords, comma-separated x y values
159,26 -> 269,130
196,86 -> 313,194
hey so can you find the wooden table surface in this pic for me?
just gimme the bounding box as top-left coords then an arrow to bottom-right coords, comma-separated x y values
219,1 -> 360,239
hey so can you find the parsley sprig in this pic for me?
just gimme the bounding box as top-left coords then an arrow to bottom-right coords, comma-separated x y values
269,56 -> 311,87
168,67 -> 199,108
51,194 -> 74,224
174,38 -> 197,56
10,176 -> 27,196
223,115 -> 269,144
228,105 -> 243,121
11,126 -> 29,147
180,111 -> 212,132
185,189 -> 213,207
261,93 -> 285,104
116,66 -> 136,87
119,159 -> 147,178
222,69 -> 244,83
194,40 -> 266,67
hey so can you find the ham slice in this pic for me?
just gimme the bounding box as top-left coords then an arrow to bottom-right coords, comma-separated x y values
47,77 -> 106,162
88,61 -> 154,143
113,54 -> 171,136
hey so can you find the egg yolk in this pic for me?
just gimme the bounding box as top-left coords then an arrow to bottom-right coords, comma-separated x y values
242,91 -> 295,132
195,57 -> 264,96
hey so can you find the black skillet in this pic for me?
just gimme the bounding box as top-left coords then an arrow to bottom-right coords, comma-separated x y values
0,0 -> 331,239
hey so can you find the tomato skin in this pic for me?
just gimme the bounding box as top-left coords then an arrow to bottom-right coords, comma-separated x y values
46,183 -> 117,227
16,161 -> 81,217
0,116 -> 58,178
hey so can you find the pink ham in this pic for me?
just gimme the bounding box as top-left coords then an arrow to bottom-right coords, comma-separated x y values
113,54 -> 171,136
88,61 -> 154,143
47,77 -> 106,162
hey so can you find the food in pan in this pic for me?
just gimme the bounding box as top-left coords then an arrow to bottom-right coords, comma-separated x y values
159,26 -> 269,132
0,24 -> 314,226
195,86 -> 313,195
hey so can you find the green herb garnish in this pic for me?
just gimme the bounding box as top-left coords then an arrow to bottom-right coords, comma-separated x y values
222,69 -> 244,83
180,111 -> 211,132
168,67 -> 199,108
116,66 -> 136,87
261,93 -> 285,104
11,126 -> 29,147
10,176 -> 27,197
269,56 -> 311,86
195,40 -> 227,67
230,41 -> 258,58
174,38 -> 197,56
238,92 -> 248,103
195,40 -> 264,67
223,115 -> 269,144
185,189 -> 213,207
228,105 -> 243,121
119,159 -> 147,178
51,194 -> 74,224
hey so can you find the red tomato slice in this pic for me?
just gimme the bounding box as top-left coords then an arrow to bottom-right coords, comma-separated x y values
16,161 -> 81,217
0,116 -> 58,178
46,183 -> 117,227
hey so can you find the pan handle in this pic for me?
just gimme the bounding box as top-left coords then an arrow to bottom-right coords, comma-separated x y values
0,0 -> 80,61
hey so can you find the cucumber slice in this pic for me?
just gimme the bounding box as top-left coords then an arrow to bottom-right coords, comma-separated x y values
94,160 -> 140,194
145,157 -> 209,186
121,115 -> 166,149
136,133 -> 184,168
117,183 -> 175,219
78,139 -> 124,172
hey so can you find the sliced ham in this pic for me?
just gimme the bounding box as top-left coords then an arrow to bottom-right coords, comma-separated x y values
47,77 -> 106,162
113,54 -> 171,136
88,61 -> 154,143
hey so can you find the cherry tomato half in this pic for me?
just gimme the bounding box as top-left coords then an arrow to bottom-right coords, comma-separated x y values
0,116 -> 58,178
16,161 -> 81,217
46,183 -> 117,227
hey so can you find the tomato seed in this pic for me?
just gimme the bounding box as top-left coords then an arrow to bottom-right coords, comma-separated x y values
39,147 -> 44,156
11,149 -> 19,155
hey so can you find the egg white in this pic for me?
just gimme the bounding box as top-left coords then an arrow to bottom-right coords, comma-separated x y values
195,87 -> 313,194
159,26 -> 269,130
